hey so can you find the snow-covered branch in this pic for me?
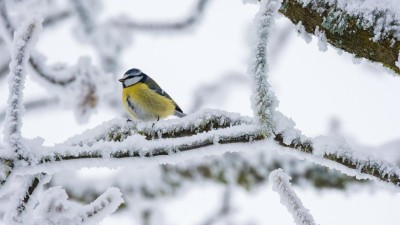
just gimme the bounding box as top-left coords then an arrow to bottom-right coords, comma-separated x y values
3,16 -> 42,162
249,0 -> 281,136
0,0 -> 76,86
279,0 -> 400,75
75,187 -> 124,225
2,110 -> 395,188
270,169 -> 316,225
4,173 -> 48,225
63,110 -> 254,146
22,185 -> 123,225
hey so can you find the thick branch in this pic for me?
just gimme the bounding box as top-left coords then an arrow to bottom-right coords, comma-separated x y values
8,119 -> 397,188
279,0 -> 400,75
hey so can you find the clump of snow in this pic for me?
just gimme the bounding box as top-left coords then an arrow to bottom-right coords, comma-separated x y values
270,169 -> 317,225
314,26 -> 327,52
273,111 -> 303,145
295,22 -> 312,44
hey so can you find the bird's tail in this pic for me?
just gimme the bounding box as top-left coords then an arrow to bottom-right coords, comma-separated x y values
174,110 -> 186,118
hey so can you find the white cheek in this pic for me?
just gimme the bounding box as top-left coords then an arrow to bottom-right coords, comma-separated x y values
124,76 -> 142,86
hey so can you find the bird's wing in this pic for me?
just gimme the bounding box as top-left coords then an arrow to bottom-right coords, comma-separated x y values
145,75 -> 184,113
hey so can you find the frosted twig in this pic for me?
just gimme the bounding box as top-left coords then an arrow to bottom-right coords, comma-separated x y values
42,9 -> 72,27
70,0 -> 127,73
70,0 -> 96,35
3,16 -> 42,161
0,0 -> 75,86
249,0 -> 281,136
24,185 -> 123,224
270,169 -> 316,225
77,187 -> 124,224
4,173 -> 48,225
111,0 -> 210,31
0,0 -> 14,42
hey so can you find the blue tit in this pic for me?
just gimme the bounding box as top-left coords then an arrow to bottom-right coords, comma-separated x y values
119,68 -> 186,121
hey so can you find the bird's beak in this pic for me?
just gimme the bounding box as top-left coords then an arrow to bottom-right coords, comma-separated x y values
118,78 -> 124,82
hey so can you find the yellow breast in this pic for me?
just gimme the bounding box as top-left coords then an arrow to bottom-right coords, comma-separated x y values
122,83 -> 176,120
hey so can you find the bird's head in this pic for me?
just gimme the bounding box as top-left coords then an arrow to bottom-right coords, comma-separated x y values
119,68 -> 145,87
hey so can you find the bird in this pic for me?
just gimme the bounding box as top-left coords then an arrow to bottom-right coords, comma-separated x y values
119,68 -> 186,121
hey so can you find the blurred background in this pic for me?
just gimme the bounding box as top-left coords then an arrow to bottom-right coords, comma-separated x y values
0,0 -> 399,224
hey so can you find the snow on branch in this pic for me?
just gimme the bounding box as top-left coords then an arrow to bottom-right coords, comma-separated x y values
76,187 -> 124,224
270,169 -> 316,225
4,173 -> 49,225
0,0 -> 76,86
249,0 -> 281,136
70,0 -> 127,73
63,109 -> 254,146
3,109 -> 396,188
3,16 -> 42,162
26,185 -> 123,225
279,0 -> 400,75
50,150 -> 359,208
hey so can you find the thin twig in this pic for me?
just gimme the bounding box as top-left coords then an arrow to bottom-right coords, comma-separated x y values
111,0 -> 210,31
270,169 -> 316,225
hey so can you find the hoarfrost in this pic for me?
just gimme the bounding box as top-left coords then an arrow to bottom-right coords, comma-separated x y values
33,186 -> 123,225
249,0 -> 282,136
295,22 -> 312,44
297,0 -> 400,41
270,169 -> 316,225
314,26 -> 327,52
3,16 -> 42,161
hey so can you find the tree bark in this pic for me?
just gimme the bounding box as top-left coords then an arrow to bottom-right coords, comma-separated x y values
279,0 -> 400,75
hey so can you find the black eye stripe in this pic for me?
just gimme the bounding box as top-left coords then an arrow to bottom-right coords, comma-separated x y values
124,74 -> 142,79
